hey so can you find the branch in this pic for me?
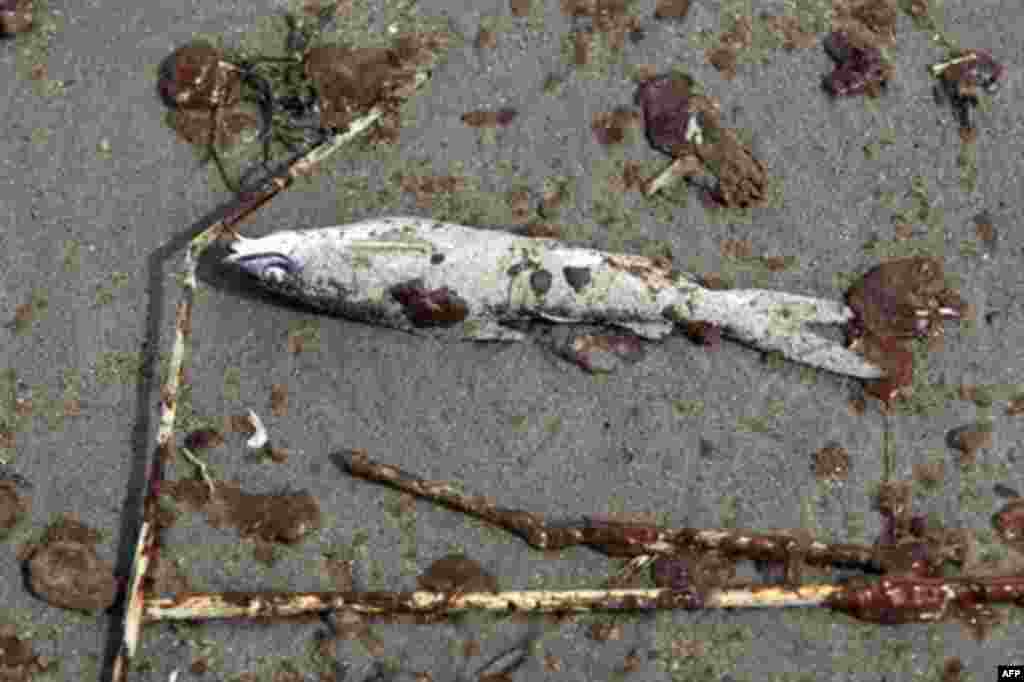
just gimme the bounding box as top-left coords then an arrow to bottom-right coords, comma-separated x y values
338,450 -> 882,571
144,584 -> 841,622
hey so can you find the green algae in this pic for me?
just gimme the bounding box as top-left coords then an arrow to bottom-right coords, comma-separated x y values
654,613 -> 753,681
94,351 -> 143,386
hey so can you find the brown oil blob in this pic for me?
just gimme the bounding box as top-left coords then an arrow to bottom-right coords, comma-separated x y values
159,41 -> 241,109
417,554 -> 498,593
0,481 -> 29,536
390,280 -> 470,327
166,480 -> 321,544
24,515 -> 117,612
812,443 -> 851,481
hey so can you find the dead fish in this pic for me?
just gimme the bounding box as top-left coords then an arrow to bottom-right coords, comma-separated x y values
223,216 -> 883,378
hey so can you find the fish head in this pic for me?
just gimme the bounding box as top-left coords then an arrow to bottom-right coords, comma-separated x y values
222,231 -> 308,295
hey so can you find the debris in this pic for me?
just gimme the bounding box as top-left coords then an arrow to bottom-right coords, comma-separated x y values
993,483 -> 1019,500
858,332 -> 914,405
245,409 -> 268,449
269,383 -> 288,416
763,14 -> 816,50
143,582 -> 840,622
683,320 -> 721,349
591,107 -> 640,145
146,449 -> 1024,626
651,549 -> 735,598
947,422 -> 993,466
822,31 -> 893,97
25,516 -> 118,612
813,443 -> 851,481
0,481 -> 29,536
845,258 -> 965,405
158,42 -> 241,110
167,479 -> 321,544
634,73 -> 697,156
913,460 -> 945,489
340,450 -> 882,569
588,621 -> 623,641
167,106 -> 260,148
180,447 -> 216,497
184,428 -> 225,451
654,0 -> 690,20
560,0 -> 641,54
475,26 -> 497,49
993,499 -> 1024,548
973,211 -> 997,247
635,74 -> 767,207
461,108 -> 519,128
0,0 -> 34,36
116,27 -> 439,680
551,331 -> 647,374
417,554 -> 499,593
0,624 -> 55,682
507,188 -> 532,223
932,49 -> 1006,131
509,0 -> 531,17
831,0 -> 897,48
305,33 -> 446,131
705,15 -> 752,80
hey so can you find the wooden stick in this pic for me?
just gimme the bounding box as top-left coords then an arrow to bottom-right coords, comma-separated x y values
144,584 -> 841,622
143,574 -> 1024,624
339,450 -> 883,571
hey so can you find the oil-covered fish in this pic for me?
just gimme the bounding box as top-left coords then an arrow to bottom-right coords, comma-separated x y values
223,216 -> 884,378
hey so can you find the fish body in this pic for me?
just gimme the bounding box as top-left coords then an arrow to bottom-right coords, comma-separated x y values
223,216 -> 884,378
224,216 -> 690,341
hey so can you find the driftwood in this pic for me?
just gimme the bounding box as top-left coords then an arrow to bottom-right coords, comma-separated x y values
136,451 -> 1024,628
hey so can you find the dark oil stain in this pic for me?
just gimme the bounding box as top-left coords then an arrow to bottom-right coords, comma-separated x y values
529,269 -> 552,295
563,266 -> 591,292
993,499 -> 1024,547
430,253 -> 445,265
0,481 -> 29,536
165,479 -> 321,544
0,623 -> 55,681
390,279 -> 469,327
22,514 -> 117,612
417,554 -> 499,593
184,428 -> 225,451
813,443 -> 851,481
506,262 -> 528,278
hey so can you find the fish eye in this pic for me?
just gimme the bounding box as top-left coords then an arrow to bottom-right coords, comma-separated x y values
265,264 -> 289,283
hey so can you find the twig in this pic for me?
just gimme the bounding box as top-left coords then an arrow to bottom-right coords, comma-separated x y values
643,156 -> 701,197
180,447 -> 215,497
143,584 -> 841,622
930,53 -> 976,76
339,450 -> 883,571
111,70 -> 430,682
141,574 -> 1024,625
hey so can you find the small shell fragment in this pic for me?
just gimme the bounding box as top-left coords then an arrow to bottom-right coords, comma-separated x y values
245,409 -> 269,449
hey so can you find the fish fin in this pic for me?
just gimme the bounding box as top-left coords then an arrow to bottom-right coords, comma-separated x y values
615,320 -> 674,340
463,318 -> 527,342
